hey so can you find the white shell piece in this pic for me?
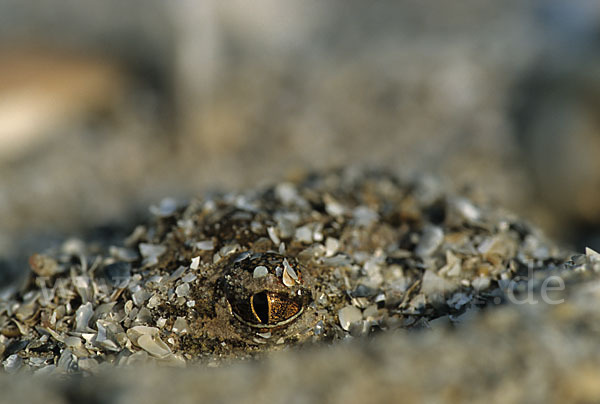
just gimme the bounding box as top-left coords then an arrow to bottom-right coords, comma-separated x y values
253,266 -> 269,279
190,256 -> 201,270
338,306 -> 362,331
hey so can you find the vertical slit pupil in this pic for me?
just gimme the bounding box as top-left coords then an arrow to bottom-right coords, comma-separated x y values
252,292 -> 269,324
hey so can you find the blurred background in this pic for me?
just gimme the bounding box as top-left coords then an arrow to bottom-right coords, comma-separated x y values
1,0 -> 599,291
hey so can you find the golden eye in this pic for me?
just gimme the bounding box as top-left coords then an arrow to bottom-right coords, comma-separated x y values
249,291 -> 303,326
222,252 -> 310,329
229,290 -> 305,328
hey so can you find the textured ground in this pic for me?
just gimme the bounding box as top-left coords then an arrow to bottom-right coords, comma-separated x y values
0,169 -> 574,370
1,169 -> 600,404
3,294 -> 600,404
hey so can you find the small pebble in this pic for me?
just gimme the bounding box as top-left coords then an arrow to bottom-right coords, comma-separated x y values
149,198 -> 177,217
295,226 -> 313,244
172,317 -> 189,334
325,237 -> 340,257
175,283 -> 190,298
196,240 -> 214,251
182,273 -> 197,283
3,354 -> 22,373
416,226 -> 444,258
137,334 -> 171,358
139,243 -> 167,266
253,266 -> 269,279
338,305 -> 362,331
268,226 -> 281,245
74,302 -> 94,332
282,259 -> 299,287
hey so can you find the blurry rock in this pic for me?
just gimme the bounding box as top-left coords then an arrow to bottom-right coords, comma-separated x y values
511,0 -> 600,248
0,49 -> 127,162
338,306 -> 362,331
28,253 -> 61,277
